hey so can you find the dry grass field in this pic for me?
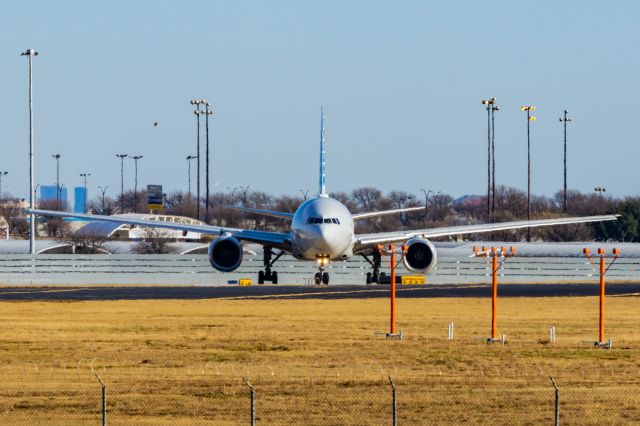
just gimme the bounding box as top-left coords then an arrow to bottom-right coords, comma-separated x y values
0,292 -> 638,424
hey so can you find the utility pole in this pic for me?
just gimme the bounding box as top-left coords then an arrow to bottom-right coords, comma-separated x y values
52,154 -> 62,234
21,48 -> 38,255
481,99 -> 492,222
116,154 -> 127,213
521,105 -> 536,242
98,185 -> 108,214
131,155 -> 143,212
490,101 -> 499,218
79,173 -> 91,213
559,110 -> 572,213
186,155 -> 196,196
190,99 -> 206,220
52,154 -> 61,211
203,102 -> 213,221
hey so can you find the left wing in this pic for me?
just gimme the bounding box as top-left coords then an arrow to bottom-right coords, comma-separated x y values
227,206 -> 294,220
28,209 -> 292,251
354,214 -> 618,253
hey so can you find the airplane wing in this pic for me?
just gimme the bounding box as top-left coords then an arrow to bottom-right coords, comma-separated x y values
227,206 -> 294,220
28,209 -> 292,251
352,206 -> 425,220
353,214 -> 619,252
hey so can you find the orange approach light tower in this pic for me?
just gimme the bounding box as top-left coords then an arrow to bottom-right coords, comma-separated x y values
583,247 -> 620,348
474,246 -> 516,343
378,244 -> 407,340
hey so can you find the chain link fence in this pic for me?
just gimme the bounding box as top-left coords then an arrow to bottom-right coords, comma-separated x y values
0,369 -> 638,424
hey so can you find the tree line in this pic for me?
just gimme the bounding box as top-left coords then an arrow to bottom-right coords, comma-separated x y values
1,185 -> 638,242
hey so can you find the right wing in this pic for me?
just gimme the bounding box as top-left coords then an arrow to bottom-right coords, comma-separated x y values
354,214 -> 619,252
28,209 -> 292,251
352,206 -> 425,220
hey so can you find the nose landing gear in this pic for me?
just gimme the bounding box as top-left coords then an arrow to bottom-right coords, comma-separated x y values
258,246 -> 284,284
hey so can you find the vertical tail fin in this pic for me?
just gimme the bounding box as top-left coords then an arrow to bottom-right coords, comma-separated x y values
319,106 -> 328,197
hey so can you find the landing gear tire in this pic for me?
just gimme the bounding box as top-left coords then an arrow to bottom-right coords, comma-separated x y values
322,272 -> 329,285
366,272 -> 373,285
379,272 -> 387,284
314,272 -> 322,285
258,270 -> 265,284
271,271 -> 278,284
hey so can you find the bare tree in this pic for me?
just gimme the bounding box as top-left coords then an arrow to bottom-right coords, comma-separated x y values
66,229 -> 110,254
133,228 -> 178,254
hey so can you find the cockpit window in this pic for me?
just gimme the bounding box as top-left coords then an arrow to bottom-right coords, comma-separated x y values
307,217 -> 340,225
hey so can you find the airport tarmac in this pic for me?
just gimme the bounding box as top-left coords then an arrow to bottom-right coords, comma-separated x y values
1,282 -> 639,301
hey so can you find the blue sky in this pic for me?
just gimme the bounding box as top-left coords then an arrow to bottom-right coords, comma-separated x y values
1,1 -> 638,201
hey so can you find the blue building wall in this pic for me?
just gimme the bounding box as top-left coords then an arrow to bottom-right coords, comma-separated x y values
74,187 -> 87,213
40,185 -> 68,208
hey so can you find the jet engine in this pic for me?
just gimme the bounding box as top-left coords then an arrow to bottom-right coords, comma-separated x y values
402,237 -> 437,273
208,236 -> 243,272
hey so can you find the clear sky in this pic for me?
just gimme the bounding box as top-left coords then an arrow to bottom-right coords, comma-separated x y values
1,1 -> 638,201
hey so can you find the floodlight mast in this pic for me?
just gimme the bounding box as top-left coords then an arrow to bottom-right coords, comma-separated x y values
21,49 -> 38,255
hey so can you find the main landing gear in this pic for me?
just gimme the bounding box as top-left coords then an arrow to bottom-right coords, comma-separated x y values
314,257 -> 330,285
258,246 -> 284,284
362,250 -> 387,285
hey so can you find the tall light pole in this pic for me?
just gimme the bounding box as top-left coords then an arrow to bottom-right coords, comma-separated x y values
0,171 -> 7,198
202,102 -> 214,220
79,173 -> 91,213
521,105 -> 536,242
116,154 -> 127,213
21,48 -> 38,255
190,99 -> 206,220
186,155 -> 196,196
131,155 -> 143,212
299,188 -> 309,200
559,110 -> 573,213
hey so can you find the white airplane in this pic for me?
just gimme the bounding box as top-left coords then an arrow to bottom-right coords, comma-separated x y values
30,109 -> 617,285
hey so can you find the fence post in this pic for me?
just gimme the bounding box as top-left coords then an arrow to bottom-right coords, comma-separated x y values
550,376 -> 559,426
243,376 -> 255,426
388,376 -> 397,426
94,372 -> 106,426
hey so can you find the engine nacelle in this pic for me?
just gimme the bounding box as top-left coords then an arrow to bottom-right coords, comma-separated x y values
402,237 -> 437,273
208,236 -> 243,272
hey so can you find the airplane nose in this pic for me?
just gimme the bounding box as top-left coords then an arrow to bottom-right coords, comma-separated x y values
315,226 -> 343,253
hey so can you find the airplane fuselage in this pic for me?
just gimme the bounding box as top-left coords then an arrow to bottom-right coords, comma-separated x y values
290,196 -> 354,261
